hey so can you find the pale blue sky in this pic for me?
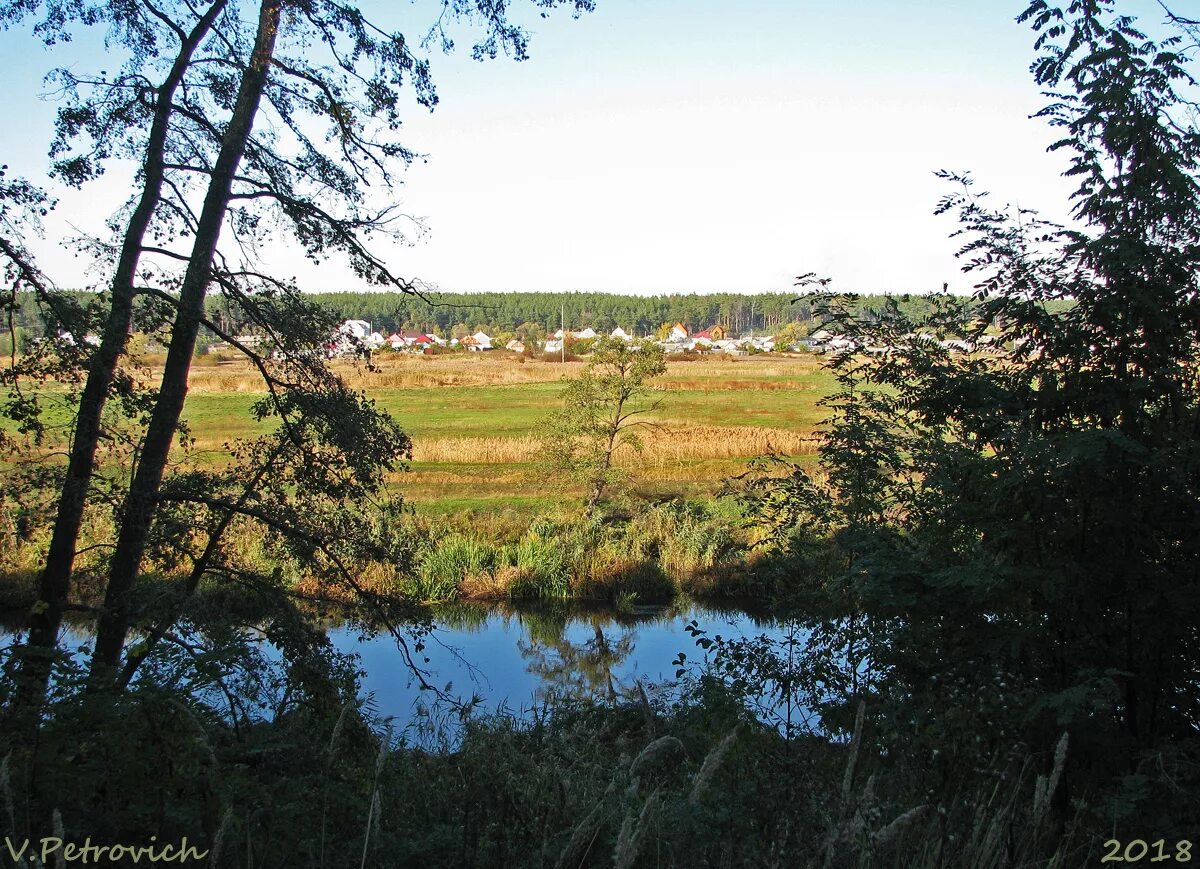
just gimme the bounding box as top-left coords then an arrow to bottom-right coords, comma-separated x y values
0,0 -> 1174,295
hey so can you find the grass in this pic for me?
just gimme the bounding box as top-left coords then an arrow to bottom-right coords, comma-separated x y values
0,354 -> 831,604
180,354 -> 834,506
2,352 -> 835,513
2,354 -> 834,509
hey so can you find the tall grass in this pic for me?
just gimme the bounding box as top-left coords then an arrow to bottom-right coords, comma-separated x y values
503,535 -> 569,600
627,502 -> 736,583
409,426 -> 819,465
182,353 -> 830,393
410,534 -> 497,602
409,501 -> 747,604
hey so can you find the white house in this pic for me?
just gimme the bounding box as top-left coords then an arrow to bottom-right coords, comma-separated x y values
573,327 -> 597,340
339,319 -> 371,340
610,327 -> 632,341
472,331 -> 493,349
544,338 -> 563,354
328,319 -> 374,356
669,324 -> 689,341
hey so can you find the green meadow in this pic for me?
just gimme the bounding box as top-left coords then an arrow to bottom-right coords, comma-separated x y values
181,355 -> 834,515
4,353 -> 835,518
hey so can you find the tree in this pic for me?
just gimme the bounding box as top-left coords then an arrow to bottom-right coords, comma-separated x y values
744,0 -> 1200,822
774,320 -> 810,348
540,337 -> 665,509
1,0 -> 596,713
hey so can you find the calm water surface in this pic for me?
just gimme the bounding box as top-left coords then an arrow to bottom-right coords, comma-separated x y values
333,601 -> 787,722
1,601 -> 790,724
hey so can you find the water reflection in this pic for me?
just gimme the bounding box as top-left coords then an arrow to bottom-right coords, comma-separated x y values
0,600 -> 792,725
518,614 -> 635,702
343,599 -> 784,721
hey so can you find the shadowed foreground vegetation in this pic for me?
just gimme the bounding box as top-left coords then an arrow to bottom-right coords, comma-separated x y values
3,1 -> 1200,866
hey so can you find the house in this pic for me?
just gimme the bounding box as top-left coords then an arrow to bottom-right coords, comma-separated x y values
58,331 -> 102,347
329,319 -> 374,356
610,327 -> 632,341
693,325 -> 727,341
506,339 -> 526,353
339,319 -> 371,340
668,322 -> 688,341
939,339 -> 973,353
663,339 -> 695,353
460,331 -> 493,352
552,327 -> 600,340
386,329 -> 428,350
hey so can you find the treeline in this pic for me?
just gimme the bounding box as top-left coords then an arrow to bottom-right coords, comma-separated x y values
205,289 -> 982,337
2,289 -> 1072,351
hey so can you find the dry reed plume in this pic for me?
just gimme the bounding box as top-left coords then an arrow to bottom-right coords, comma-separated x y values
182,353 -> 825,393
185,355 -> 585,392
407,425 -> 821,465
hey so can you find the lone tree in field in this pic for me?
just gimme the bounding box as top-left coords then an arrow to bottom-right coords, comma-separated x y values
0,0 -> 595,717
541,337 -> 665,510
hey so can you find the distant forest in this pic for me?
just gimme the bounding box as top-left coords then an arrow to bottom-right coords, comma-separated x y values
206,290 -> 979,337
2,289 -> 1073,352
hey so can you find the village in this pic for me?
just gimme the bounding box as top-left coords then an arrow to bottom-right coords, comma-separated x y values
321,318 -> 1002,357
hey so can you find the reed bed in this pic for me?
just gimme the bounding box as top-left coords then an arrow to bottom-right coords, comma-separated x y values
409,426 -> 821,465
185,355 -> 585,392
654,377 -> 822,391
182,353 -> 827,393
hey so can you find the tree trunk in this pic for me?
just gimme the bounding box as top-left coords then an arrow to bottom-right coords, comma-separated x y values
586,390 -> 627,510
11,0 -> 230,714
90,0 -> 282,680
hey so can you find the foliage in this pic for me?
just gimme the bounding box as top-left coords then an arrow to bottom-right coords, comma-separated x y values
738,0 -> 1200,836
0,0 -> 601,856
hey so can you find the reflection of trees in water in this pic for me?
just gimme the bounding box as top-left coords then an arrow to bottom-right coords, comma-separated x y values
517,609 -> 636,702
415,599 -> 782,706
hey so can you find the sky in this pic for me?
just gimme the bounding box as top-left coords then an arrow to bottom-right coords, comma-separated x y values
0,0 -> 1177,296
